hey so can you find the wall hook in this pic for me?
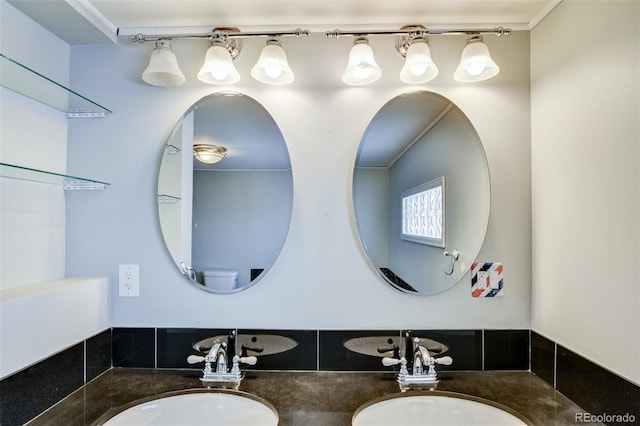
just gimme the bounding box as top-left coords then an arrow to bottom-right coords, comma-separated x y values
442,249 -> 460,276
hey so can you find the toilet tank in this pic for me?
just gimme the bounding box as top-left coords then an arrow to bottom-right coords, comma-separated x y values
203,269 -> 238,291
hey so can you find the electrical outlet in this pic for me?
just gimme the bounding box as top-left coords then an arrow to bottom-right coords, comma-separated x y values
477,270 -> 489,289
119,264 -> 140,297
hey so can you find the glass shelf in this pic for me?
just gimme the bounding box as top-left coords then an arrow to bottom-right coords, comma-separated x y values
0,162 -> 110,190
0,53 -> 111,118
164,144 -> 181,155
158,194 -> 181,204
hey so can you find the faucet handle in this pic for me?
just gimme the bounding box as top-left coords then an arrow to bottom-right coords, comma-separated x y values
187,354 -> 206,364
382,357 -> 402,367
239,356 -> 257,366
434,356 -> 453,366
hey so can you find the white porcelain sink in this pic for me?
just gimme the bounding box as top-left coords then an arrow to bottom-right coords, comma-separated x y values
352,391 -> 531,426
99,389 -> 278,426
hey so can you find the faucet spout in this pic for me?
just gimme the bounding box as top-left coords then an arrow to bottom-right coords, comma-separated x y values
413,341 -> 432,375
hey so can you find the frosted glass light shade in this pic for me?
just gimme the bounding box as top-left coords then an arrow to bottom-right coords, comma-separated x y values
251,43 -> 295,85
197,44 -> 240,85
400,41 -> 438,84
141,41 -> 185,87
454,37 -> 500,83
342,39 -> 381,86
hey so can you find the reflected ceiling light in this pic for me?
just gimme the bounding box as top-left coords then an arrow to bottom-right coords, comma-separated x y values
197,37 -> 242,85
141,40 -> 185,87
251,37 -> 295,85
193,144 -> 227,164
342,37 -> 382,86
454,35 -> 500,83
396,26 -> 438,84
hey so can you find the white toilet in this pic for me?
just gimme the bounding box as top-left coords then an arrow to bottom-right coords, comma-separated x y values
202,269 -> 238,291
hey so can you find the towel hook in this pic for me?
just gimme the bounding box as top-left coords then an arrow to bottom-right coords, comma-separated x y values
442,249 -> 460,276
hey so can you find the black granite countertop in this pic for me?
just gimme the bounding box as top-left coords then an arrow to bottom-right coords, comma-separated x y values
27,369 -> 601,425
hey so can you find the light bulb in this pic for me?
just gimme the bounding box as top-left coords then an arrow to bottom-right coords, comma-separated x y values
264,65 -> 283,79
211,69 -> 229,81
467,63 -> 485,76
409,64 -> 428,76
353,64 -> 373,80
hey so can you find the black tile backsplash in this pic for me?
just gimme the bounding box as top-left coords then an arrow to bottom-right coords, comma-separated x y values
319,330 -> 402,371
157,328 -> 228,368
0,343 -> 84,426
557,345 -> 640,425
409,329 -> 484,371
3,327 -> 639,426
484,329 -> 530,370
112,327 -> 155,368
86,329 -> 112,382
531,331 -> 555,386
240,329 -> 317,371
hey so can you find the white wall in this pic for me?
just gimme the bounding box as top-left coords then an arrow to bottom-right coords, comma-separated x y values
65,30 -> 532,330
0,3 -> 110,379
0,2 -> 69,288
531,0 -> 640,385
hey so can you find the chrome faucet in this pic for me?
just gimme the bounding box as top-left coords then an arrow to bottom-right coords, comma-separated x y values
187,330 -> 257,388
382,331 -> 453,390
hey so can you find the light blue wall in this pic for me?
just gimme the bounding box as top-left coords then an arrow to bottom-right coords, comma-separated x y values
65,30 -> 531,329
192,170 -> 292,286
387,106 -> 490,294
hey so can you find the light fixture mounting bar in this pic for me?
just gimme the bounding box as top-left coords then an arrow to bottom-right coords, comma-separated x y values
129,28 -> 310,43
325,26 -> 510,39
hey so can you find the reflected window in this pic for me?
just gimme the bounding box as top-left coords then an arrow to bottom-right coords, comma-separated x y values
401,177 -> 445,247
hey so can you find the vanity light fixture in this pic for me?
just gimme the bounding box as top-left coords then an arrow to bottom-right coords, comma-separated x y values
326,26 -> 510,85
342,37 -> 382,86
193,144 -> 227,164
197,35 -> 242,85
141,40 -> 186,87
453,35 -> 500,82
130,28 -> 309,87
251,37 -> 295,85
396,26 -> 438,84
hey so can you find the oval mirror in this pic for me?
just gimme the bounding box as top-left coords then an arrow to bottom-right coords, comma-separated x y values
353,91 -> 490,296
157,92 -> 293,294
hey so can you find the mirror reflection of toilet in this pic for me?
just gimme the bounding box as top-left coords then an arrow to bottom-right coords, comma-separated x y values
203,270 -> 238,291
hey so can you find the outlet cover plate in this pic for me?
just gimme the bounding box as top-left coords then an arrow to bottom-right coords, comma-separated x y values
118,264 -> 140,297
471,262 -> 503,297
